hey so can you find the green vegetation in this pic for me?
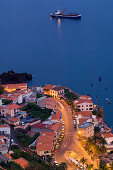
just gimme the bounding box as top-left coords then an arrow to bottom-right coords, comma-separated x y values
99,160 -> 107,170
64,89 -> 78,112
16,132 -> 40,147
0,86 -> 4,95
11,149 -> 53,170
92,106 -> 104,118
64,89 -> 78,104
0,161 -> 23,170
36,93 -> 43,98
80,157 -> 87,170
82,134 -> 107,168
56,162 -> 67,170
94,127 -> 100,134
2,99 -> 12,105
21,103 -> 52,121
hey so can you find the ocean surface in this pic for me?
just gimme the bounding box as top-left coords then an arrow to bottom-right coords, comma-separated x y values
0,0 -> 113,127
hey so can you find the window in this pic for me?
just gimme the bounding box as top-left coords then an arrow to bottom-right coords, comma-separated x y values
2,110 -> 4,112
89,108 -> 93,110
89,105 -> 93,107
82,105 -> 83,107
86,105 -> 88,107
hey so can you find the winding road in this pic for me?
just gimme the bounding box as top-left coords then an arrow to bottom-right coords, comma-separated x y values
55,100 -> 96,170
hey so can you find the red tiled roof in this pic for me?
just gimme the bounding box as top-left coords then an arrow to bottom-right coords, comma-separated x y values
3,83 -> 27,90
75,99 -> 93,105
77,111 -> 92,118
32,123 -> 46,129
10,117 -> 19,122
36,143 -> 53,151
0,125 -> 10,128
51,86 -> 64,91
80,95 -> 91,99
19,104 -> 25,109
79,118 -> 90,125
3,154 -> 12,160
102,133 -> 113,138
43,84 -> 54,90
0,140 -> 3,144
51,111 -> 61,120
36,132 -> 55,151
14,158 -> 29,168
3,104 -> 20,110
49,122 -> 61,132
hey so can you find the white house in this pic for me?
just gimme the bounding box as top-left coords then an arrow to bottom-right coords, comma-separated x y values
74,97 -> 94,111
0,125 -> 10,135
102,133 -> 113,145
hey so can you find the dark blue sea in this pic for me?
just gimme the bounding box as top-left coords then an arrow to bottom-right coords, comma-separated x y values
0,0 -> 113,128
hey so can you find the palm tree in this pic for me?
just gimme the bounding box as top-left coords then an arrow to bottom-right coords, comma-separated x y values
80,157 -> 87,169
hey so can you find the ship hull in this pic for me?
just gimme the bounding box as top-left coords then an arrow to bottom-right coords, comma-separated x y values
50,14 -> 81,19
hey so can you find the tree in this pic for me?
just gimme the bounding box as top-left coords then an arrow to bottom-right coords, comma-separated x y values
80,157 -> 87,169
56,162 -> 67,170
0,86 -> 4,95
86,164 -> 93,170
94,127 -> 100,134
99,160 -> 107,170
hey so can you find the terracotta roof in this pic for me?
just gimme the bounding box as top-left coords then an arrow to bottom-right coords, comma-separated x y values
0,136 -> 7,139
3,154 -> 12,160
77,111 -> 92,118
102,133 -> 113,138
3,83 -> 27,90
10,117 -> 19,122
14,158 -> 29,168
80,95 -> 91,99
36,143 -> 53,151
51,86 -> 63,91
75,99 -> 93,105
79,118 -> 90,125
36,132 -> 55,151
3,104 -> 20,110
0,125 -> 10,128
49,122 -> 61,132
32,123 -> 46,129
43,84 -> 54,90
51,111 -> 61,120
19,104 -> 25,109
0,140 -> 3,144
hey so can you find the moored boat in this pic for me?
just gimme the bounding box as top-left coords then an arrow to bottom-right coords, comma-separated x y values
50,9 -> 81,19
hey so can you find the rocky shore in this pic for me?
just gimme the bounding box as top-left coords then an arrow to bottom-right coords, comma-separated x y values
0,70 -> 32,84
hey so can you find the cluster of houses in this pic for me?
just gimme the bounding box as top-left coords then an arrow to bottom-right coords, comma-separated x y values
0,83 -> 37,126
73,94 -> 113,161
36,97 -> 63,157
0,83 -> 64,159
0,83 -> 113,166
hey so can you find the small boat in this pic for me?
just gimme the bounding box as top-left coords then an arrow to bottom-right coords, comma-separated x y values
108,101 -> 111,104
108,100 -> 111,104
99,76 -> 102,82
106,98 -> 108,101
50,9 -> 81,19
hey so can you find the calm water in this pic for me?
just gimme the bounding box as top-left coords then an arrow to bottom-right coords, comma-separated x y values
0,0 -> 113,127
